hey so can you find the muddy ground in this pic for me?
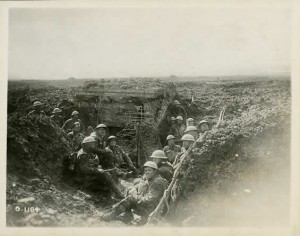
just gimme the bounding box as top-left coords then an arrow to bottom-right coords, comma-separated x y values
6,78 -> 290,227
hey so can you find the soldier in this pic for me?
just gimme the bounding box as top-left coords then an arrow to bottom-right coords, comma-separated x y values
176,116 -> 186,138
86,126 -> 94,136
186,118 -> 195,127
50,108 -> 63,127
90,124 -> 112,166
183,126 -> 199,140
169,122 -> 179,142
167,100 -> 187,122
173,134 -> 195,167
170,116 -> 176,126
105,136 -> 138,177
27,101 -> 46,118
67,122 -> 85,151
74,136 -> 124,199
163,135 -> 181,164
62,111 -> 85,133
150,150 -> 173,183
196,120 -> 210,148
101,161 -> 167,224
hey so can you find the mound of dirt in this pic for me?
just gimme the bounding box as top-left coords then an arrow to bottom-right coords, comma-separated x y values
168,80 -> 291,226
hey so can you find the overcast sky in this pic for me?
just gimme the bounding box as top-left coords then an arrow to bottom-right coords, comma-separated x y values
8,7 -> 291,80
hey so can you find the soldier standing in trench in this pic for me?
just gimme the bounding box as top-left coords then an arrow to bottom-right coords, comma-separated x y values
74,136 -> 124,199
100,161 -> 167,224
150,150 -> 173,184
176,116 -> 186,138
173,134 -> 195,167
67,122 -> 85,152
62,111 -> 85,133
163,135 -> 181,164
183,126 -> 199,141
50,108 -> 64,127
90,124 -> 113,168
196,120 -> 210,148
27,101 -> 46,118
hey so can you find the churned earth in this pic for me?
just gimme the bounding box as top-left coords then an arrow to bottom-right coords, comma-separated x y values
6,78 -> 291,227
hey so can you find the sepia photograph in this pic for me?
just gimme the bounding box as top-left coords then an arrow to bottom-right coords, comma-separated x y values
2,0 -> 297,233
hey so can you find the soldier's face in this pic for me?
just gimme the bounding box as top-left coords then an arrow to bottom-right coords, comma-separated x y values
144,167 -> 156,179
72,115 -> 79,120
152,158 -> 161,165
109,140 -> 116,146
188,121 -> 194,126
187,131 -> 198,139
96,128 -> 106,137
168,139 -> 175,146
74,125 -> 80,132
183,141 -> 193,149
177,120 -> 182,124
200,123 -> 209,132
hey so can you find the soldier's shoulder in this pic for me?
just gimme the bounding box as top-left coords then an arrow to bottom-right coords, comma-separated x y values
153,175 -> 167,186
175,145 -> 181,149
77,149 -> 88,157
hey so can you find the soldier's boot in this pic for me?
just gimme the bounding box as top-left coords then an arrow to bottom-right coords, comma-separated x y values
100,205 -> 126,222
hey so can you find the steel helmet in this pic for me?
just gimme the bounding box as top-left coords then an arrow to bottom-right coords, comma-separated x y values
96,124 -> 107,129
150,150 -> 168,159
176,116 -> 183,121
52,108 -> 62,114
73,122 -> 80,126
187,118 -> 194,122
173,100 -> 180,105
170,117 -> 176,121
143,161 -> 158,170
184,126 -> 198,133
82,136 -> 96,144
166,135 -> 175,141
198,120 -> 209,126
33,101 -> 42,107
71,111 -> 79,116
181,134 -> 195,142
107,135 -> 117,141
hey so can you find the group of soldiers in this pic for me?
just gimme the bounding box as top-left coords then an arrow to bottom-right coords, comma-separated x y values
27,99 -> 211,225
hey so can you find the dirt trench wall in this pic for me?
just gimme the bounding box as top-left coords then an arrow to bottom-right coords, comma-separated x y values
7,115 -> 72,182
168,105 -> 290,224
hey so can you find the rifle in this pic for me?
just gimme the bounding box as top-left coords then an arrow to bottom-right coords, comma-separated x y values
146,141 -> 197,225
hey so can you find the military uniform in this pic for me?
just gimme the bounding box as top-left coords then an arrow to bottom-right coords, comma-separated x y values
62,118 -> 85,133
163,144 -> 181,164
74,148 -> 123,197
178,124 -> 186,138
50,115 -> 64,127
169,125 -> 179,140
67,131 -> 85,151
102,173 -> 167,223
105,145 -> 137,174
157,161 -> 173,183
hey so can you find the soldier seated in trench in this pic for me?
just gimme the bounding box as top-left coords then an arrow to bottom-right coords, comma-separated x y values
62,111 -> 85,133
150,150 -> 173,184
100,161 -> 167,224
67,122 -> 85,152
105,136 -> 139,178
74,136 -> 124,199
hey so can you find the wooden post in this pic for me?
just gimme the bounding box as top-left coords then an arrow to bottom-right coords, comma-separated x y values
136,123 -> 140,167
